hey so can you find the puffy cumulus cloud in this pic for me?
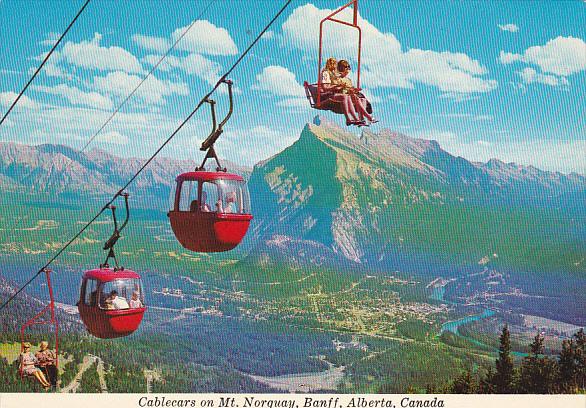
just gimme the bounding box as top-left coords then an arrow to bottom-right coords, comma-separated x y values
60,33 -> 143,73
0,92 -> 39,109
499,51 -> 522,65
281,4 -> 496,94
518,67 -> 569,87
32,84 -> 114,110
252,65 -> 305,97
95,130 -> 128,145
180,53 -> 223,85
498,24 -> 519,33
132,34 -> 170,53
172,20 -> 238,56
93,71 -> 189,105
142,53 -> 222,86
500,36 -> 586,76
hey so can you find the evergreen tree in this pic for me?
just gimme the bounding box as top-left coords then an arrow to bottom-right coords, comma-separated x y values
478,367 -> 496,394
494,325 -> 515,393
449,370 -> 476,393
518,332 -> 558,393
573,329 -> 586,390
558,339 -> 577,393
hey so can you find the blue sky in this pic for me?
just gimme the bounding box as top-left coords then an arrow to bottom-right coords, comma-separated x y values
0,0 -> 584,173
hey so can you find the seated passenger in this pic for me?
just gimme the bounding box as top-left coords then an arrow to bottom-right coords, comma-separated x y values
200,192 -> 211,212
19,342 -> 51,390
35,341 -> 57,390
336,60 -> 377,125
190,200 -> 199,212
129,291 -> 143,308
108,290 -> 129,310
224,192 -> 237,213
320,57 -> 339,92
320,57 -> 363,126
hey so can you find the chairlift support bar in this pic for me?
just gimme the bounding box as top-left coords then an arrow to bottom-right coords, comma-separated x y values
101,192 -> 130,270
317,0 -> 362,108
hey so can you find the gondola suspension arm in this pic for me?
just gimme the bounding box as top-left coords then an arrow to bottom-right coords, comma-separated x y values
196,79 -> 234,172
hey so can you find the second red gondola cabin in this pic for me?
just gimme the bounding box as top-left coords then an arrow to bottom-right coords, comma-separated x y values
168,171 -> 253,252
78,268 -> 146,339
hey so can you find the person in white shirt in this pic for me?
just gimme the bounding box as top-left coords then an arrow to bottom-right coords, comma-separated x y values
109,290 -> 129,309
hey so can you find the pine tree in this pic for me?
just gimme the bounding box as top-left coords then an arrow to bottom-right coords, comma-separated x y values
558,339 -> 577,393
450,370 -> 476,393
518,332 -> 559,393
479,367 -> 496,393
494,325 -> 515,393
574,329 -> 586,390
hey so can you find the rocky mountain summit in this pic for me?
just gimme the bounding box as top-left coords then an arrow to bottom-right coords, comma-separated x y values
247,116 -> 584,266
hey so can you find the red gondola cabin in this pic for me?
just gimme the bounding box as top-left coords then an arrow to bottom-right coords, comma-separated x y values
168,171 -> 252,252
78,268 -> 146,339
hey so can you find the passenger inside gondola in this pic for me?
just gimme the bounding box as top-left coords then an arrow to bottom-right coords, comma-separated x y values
200,191 -> 211,212
129,291 -> 143,308
108,290 -> 129,310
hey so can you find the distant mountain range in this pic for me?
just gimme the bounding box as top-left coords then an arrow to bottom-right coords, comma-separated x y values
1,117 -> 584,271
0,142 -> 250,207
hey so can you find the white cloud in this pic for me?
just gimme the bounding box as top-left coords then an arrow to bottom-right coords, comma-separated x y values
96,130 -> 128,145
439,93 -> 481,103
93,71 -> 189,105
0,103 -> 182,157
132,34 -> 170,53
518,67 -> 569,87
251,66 -> 308,110
61,33 -> 144,73
179,53 -> 222,85
500,36 -> 586,76
499,51 -> 522,65
252,65 -> 305,97
142,53 -> 223,86
262,30 -> 275,40
172,20 -> 238,56
281,4 -> 496,94
142,54 -> 182,72
32,84 -> 114,110
0,92 -> 39,109
498,24 -> 519,33
40,32 -> 59,46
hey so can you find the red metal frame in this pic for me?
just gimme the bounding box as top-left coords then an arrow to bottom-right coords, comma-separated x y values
20,268 -> 59,377
317,0 -> 362,108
